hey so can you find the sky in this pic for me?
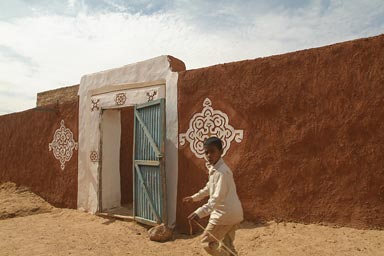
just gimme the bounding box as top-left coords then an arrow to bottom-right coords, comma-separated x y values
0,0 -> 383,115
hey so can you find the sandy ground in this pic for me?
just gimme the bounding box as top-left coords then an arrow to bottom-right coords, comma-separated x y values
0,182 -> 383,256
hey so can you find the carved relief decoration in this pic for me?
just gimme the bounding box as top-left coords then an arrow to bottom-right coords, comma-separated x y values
146,90 -> 158,102
179,98 -> 243,159
114,92 -> 127,105
90,151 -> 99,162
91,98 -> 100,111
49,120 -> 78,170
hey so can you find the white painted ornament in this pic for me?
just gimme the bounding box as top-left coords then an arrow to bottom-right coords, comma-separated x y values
179,98 -> 243,158
49,120 -> 78,170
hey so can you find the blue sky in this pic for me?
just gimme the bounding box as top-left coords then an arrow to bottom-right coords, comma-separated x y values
0,0 -> 383,114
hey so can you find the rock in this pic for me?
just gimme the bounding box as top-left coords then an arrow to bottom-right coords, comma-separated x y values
148,223 -> 173,242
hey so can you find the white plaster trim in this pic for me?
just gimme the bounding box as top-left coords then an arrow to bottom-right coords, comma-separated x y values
77,56 -> 179,228
90,79 -> 165,96
89,85 -> 164,111
179,98 -> 243,158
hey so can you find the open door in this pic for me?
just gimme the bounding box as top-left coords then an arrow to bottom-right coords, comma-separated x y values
133,98 -> 167,226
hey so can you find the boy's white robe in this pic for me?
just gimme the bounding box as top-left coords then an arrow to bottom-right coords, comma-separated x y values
191,158 -> 244,225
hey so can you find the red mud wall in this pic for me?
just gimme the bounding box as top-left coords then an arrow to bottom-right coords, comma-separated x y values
177,35 -> 384,232
0,101 -> 78,208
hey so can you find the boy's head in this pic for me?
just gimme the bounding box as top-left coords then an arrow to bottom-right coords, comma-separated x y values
203,137 -> 223,165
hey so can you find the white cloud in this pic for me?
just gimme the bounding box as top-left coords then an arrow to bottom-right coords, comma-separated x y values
0,0 -> 383,114
0,80 -> 35,115
68,0 -> 76,8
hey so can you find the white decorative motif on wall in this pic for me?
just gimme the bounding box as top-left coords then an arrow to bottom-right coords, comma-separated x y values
49,120 -> 78,170
179,98 -> 243,159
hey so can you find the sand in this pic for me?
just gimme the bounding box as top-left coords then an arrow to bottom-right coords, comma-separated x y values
0,182 -> 383,256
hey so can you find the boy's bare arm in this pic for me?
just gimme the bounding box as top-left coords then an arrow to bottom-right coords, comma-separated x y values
191,181 -> 209,201
182,180 -> 209,203
182,196 -> 193,203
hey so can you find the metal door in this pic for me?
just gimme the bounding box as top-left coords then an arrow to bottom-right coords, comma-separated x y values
133,98 -> 167,226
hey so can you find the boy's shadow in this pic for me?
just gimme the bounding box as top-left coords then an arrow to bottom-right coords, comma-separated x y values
172,220 -> 268,241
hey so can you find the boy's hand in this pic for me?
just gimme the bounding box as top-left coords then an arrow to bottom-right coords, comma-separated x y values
182,196 -> 193,203
187,212 -> 199,221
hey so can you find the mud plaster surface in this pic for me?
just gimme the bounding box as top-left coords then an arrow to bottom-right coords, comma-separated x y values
177,35 -> 384,232
0,101 -> 79,208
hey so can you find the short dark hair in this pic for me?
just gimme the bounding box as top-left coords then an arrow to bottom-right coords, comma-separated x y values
204,137 -> 223,151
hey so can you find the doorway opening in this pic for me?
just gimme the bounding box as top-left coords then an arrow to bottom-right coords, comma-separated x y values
99,106 -> 134,220
98,99 -> 167,226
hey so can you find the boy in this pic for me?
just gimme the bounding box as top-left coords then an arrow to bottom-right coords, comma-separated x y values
183,137 -> 243,256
